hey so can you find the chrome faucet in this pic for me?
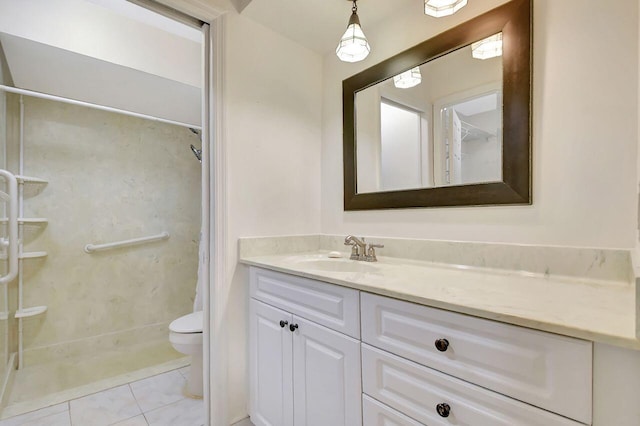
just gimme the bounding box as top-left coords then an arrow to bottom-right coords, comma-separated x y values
344,235 -> 384,262
344,235 -> 367,260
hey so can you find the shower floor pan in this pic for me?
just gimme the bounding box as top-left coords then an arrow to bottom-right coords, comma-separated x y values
1,339 -> 187,419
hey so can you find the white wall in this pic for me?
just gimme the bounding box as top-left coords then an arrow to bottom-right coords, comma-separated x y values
321,0 -> 639,249
222,13 -> 323,422
638,0 -> 640,247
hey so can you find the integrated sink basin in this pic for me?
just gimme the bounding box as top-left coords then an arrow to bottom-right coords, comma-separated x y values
293,258 -> 380,273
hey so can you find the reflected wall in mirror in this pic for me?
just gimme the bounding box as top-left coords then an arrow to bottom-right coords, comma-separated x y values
344,0 -> 531,210
356,42 -> 503,194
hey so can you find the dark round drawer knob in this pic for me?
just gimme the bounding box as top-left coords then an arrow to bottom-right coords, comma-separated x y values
435,338 -> 449,352
436,403 -> 451,418
289,323 -> 299,332
279,320 -> 288,328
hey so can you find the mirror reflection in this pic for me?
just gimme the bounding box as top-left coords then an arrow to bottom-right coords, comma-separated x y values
355,35 -> 503,194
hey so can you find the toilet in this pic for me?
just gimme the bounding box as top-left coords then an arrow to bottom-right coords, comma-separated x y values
169,310 -> 203,398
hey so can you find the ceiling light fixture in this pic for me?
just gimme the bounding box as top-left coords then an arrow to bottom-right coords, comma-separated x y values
424,0 -> 468,18
336,0 -> 371,63
471,33 -> 503,60
393,67 -> 422,89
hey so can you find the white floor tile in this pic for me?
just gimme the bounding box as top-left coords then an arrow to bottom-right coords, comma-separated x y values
129,370 -> 185,413
144,398 -> 204,426
70,385 -> 141,426
111,415 -> 148,425
0,402 -> 69,426
17,411 -> 70,426
231,418 -> 254,426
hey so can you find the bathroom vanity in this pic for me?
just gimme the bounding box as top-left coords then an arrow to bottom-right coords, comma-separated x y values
248,266 -> 591,426
241,235 -> 640,426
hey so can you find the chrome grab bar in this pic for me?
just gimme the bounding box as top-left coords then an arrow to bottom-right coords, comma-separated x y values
84,232 -> 170,254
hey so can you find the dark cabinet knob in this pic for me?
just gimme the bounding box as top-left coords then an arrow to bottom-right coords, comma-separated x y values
436,403 -> 451,418
279,320 -> 288,328
289,323 -> 299,332
435,338 -> 449,352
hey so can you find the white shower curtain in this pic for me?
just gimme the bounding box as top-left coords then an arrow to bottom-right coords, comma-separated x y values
193,230 -> 204,312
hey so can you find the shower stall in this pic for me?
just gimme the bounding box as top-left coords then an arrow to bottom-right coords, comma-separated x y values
0,1 -> 205,418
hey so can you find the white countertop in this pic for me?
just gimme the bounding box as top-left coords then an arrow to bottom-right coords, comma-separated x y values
240,251 -> 639,349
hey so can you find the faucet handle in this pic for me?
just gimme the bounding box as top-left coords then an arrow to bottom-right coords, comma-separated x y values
365,243 -> 384,262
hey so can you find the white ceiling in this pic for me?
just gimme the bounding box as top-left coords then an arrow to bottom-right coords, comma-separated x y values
1,33 -> 201,126
86,0 -> 202,42
242,0 -> 416,55
0,0 -> 202,126
455,93 -> 498,116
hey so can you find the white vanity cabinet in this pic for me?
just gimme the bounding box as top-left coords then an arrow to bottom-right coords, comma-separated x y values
249,268 -> 362,426
248,267 -> 595,426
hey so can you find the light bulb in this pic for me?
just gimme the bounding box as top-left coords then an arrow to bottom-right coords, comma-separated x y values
424,0 -> 468,18
471,33 -> 503,60
393,67 -> 422,89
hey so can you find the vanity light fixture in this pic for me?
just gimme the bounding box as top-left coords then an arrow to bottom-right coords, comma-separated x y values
393,67 -> 422,89
424,0 -> 468,17
336,0 -> 371,63
471,33 -> 503,60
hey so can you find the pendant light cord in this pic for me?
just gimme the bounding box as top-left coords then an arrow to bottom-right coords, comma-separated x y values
352,0 -> 357,14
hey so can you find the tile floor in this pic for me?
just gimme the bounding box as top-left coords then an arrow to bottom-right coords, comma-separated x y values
0,367 -> 205,426
7,340 -> 184,407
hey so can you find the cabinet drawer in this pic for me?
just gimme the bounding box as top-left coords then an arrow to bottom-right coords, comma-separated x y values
361,293 -> 592,424
250,267 -> 360,338
363,394 -> 423,426
362,344 -> 583,426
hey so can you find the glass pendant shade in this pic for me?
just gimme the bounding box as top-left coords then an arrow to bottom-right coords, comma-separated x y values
336,8 -> 370,63
393,67 -> 422,89
471,33 -> 503,60
424,0 -> 468,17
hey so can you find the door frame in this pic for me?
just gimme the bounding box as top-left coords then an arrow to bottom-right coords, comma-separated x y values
125,2 -> 228,425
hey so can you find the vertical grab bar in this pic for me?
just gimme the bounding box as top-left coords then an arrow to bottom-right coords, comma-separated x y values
0,170 -> 18,284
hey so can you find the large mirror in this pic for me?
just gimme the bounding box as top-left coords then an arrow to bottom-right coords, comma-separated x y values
343,0 -> 531,210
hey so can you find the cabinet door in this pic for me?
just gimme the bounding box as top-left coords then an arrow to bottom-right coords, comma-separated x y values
292,316 -> 362,426
249,299 -> 293,426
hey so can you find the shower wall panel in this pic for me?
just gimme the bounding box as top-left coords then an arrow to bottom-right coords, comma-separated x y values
15,97 -> 200,366
0,43 -> 16,383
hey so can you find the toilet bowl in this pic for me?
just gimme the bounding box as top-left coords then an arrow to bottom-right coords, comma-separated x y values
169,310 -> 203,398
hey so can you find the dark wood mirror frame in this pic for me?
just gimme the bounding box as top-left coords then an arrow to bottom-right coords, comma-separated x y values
343,0 -> 531,210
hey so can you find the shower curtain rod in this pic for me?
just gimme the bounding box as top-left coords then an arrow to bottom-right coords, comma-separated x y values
0,85 -> 202,131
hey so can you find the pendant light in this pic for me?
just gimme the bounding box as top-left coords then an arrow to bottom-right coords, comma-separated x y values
424,0 -> 468,18
393,67 -> 422,89
336,0 -> 371,63
471,33 -> 503,60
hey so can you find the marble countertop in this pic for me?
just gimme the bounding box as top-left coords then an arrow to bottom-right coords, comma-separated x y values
240,251 -> 639,350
